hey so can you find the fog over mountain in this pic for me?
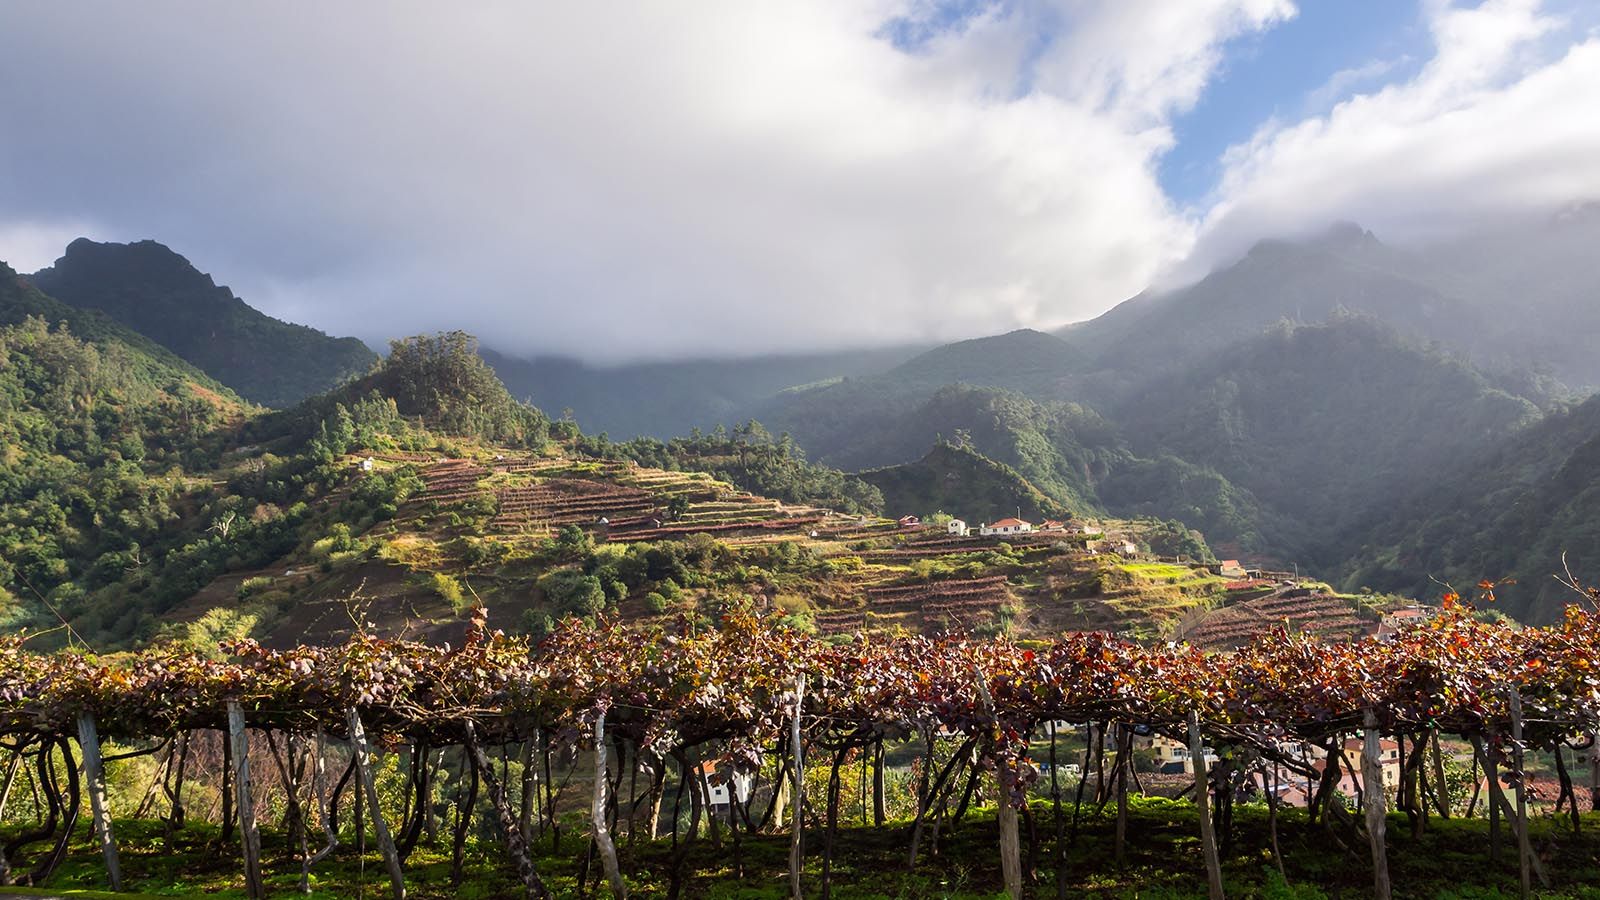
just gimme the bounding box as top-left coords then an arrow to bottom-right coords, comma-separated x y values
3,1 -> 1599,361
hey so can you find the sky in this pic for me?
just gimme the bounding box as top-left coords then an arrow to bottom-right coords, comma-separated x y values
2,1 -> 1599,362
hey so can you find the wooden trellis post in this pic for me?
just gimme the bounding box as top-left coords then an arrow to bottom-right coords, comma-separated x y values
1362,709 -> 1392,900
227,701 -> 265,900
974,668 -> 1021,900
1187,711 -> 1224,900
789,673 -> 806,900
1506,689 -> 1532,900
592,710 -> 627,898
76,712 -> 122,892
347,707 -> 406,900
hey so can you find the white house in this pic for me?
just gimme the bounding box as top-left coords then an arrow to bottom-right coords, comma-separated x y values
358,457 -> 375,472
947,518 -> 969,536
1217,559 -> 1247,579
980,517 -> 1033,537
698,761 -> 753,814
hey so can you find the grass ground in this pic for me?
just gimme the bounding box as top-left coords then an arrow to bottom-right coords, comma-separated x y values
5,797 -> 1598,898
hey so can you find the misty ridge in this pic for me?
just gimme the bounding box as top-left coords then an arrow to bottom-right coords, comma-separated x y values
9,200 -> 1600,624
5,3 -> 1600,634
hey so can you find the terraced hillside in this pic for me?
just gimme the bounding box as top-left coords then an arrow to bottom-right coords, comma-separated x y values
171,442 -> 1393,652
1178,585 -> 1380,650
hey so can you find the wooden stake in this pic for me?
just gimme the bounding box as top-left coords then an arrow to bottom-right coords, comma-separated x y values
592,711 -> 627,898
974,669 -> 1021,900
76,713 -> 121,892
1187,711 -> 1224,900
790,673 -> 806,900
347,707 -> 406,900
227,702 -> 264,900
1049,721 -> 1066,900
1362,709 -> 1392,900
1507,689 -> 1533,900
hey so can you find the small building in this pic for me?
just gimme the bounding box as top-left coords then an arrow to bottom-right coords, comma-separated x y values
980,517 -> 1033,537
1303,739 -> 1401,796
358,457 -> 375,472
697,761 -> 753,816
1381,606 -> 1434,629
1039,519 -> 1065,532
897,514 -> 922,528
1132,733 -> 1191,769
1218,559 -> 1247,579
946,518 -> 969,537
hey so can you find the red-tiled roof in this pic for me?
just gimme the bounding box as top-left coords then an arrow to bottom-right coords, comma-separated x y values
989,518 -> 1029,528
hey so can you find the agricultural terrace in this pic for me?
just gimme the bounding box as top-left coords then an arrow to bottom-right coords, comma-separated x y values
299,449 -> 1259,646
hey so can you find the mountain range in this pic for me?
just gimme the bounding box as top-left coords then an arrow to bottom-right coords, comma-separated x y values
5,211 -> 1600,626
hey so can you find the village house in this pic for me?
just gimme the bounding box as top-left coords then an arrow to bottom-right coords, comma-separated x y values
980,517 -> 1033,537
946,518 -> 969,536
1216,559 -> 1247,579
1132,733 -> 1193,771
1039,519 -> 1065,532
1312,738 -> 1401,798
358,457 -> 374,472
696,761 -> 753,818
1381,606 -> 1435,629
897,514 -> 921,528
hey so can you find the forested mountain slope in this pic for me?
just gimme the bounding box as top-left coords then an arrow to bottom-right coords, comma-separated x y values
1112,316 -> 1545,557
857,442 -> 1071,523
0,261 -> 251,635
1337,392 -> 1600,622
31,238 -> 376,407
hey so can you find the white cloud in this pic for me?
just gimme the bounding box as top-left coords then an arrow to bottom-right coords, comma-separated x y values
0,222 -> 97,275
1302,57 -> 1407,114
1190,0 -> 1600,275
0,1 -> 1287,360
4,1 -> 1595,356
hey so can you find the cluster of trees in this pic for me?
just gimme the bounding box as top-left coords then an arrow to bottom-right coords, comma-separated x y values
0,317 -> 231,629
0,315 -> 445,648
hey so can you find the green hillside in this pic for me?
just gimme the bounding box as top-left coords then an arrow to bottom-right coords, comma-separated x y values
1337,392 -> 1600,622
1112,315 -> 1544,556
1,262 -> 243,397
31,238 -> 377,407
0,261 -> 252,635
858,441 -> 1070,523
257,330 -> 551,451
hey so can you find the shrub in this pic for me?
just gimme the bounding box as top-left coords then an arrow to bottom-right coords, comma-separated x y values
539,570 -> 606,618
430,572 -> 469,612
237,575 -> 274,600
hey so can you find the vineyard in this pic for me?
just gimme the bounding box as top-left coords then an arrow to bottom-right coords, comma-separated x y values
1184,590 -> 1375,650
2,594 -> 1599,898
357,449 -> 1377,648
